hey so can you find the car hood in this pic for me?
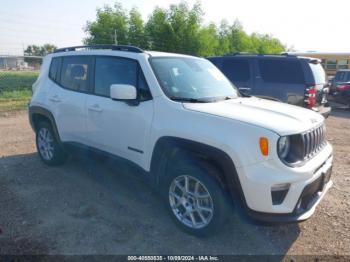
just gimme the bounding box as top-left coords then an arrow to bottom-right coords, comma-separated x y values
183,97 -> 324,136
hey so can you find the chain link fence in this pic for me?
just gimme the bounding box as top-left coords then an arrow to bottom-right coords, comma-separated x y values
0,70 -> 39,94
0,56 -> 41,112
0,55 -> 42,95
0,70 -> 40,112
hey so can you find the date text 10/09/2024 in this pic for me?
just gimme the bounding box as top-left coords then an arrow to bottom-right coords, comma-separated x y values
127,256 -> 219,261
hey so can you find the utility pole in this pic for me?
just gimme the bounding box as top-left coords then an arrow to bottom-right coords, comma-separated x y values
114,29 -> 118,45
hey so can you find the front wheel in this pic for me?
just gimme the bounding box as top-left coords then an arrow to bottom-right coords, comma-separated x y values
164,160 -> 229,236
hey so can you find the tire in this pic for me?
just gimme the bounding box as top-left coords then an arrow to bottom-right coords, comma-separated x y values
35,121 -> 67,166
163,157 -> 229,236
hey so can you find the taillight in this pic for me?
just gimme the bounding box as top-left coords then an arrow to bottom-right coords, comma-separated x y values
336,84 -> 350,91
305,86 -> 317,108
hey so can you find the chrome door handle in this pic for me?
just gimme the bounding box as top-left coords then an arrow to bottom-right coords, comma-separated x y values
238,87 -> 251,90
88,104 -> 103,112
49,95 -> 61,102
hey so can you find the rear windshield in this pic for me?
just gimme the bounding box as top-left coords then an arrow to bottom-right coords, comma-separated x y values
335,71 -> 350,82
309,62 -> 326,84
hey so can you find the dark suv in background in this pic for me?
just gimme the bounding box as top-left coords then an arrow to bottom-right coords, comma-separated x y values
207,54 -> 331,118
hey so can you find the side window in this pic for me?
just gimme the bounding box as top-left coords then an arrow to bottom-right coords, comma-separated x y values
222,59 -> 250,82
95,57 -> 137,97
258,59 -> 305,84
49,57 -> 61,83
94,56 -> 152,101
60,56 -> 92,92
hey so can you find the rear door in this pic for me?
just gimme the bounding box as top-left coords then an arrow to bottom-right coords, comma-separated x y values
47,55 -> 93,144
254,58 -> 305,105
221,58 -> 254,96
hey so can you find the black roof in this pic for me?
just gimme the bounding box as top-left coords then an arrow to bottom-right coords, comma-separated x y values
224,52 -> 296,57
207,53 -> 320,63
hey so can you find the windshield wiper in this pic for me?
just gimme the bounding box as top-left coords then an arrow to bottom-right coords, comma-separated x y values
209,95 -> 238,102
169,97 -> 210,103
224,96 -> 237,100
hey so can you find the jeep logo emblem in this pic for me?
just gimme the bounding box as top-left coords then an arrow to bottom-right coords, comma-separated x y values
310,118 -> 318,124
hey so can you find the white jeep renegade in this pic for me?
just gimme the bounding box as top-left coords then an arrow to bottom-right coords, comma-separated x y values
29,45 -> 333,236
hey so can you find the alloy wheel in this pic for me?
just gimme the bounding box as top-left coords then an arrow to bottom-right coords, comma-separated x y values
169,175 -> 214,229
38,127 -> 54,161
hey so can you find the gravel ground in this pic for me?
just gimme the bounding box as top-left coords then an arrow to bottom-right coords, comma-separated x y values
0,109 -> 349,255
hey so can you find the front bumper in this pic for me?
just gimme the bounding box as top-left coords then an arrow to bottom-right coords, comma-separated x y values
236,143 -> 333,222
247,176 -> 332,223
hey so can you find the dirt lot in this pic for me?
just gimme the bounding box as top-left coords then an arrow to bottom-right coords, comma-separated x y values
0,110 -> 349,255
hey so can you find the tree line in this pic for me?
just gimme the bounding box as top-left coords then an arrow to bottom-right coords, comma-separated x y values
24,44 -> 57,56
23,1 -> 286,57
84,1 -> 286,56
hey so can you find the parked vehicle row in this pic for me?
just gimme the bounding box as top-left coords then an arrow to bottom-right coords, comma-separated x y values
207,53 -> 331,117
29,45 -> 333,236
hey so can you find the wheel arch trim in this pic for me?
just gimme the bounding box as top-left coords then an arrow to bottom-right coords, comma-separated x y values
150,136 -> 248,207
28,105 -> 61,143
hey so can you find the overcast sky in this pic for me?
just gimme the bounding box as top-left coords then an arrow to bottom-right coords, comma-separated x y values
0,0 -> 348,55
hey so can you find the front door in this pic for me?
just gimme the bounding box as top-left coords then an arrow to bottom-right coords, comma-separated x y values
85,56 -> 154,167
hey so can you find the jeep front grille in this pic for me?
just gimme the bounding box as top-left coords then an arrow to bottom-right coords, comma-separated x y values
301,124 -> 327,160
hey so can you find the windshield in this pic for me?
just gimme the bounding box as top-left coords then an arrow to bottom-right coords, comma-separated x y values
309,62 -> 326,84
150,57 -> 239,102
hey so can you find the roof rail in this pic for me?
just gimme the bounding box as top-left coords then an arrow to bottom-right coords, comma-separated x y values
280,52 -> 297,56
224,52 -> 252,56
54,45 -> 144,53
224,52 -> 297,57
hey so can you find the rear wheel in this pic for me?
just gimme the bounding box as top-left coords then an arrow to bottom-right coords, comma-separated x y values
36,121 -> 67,166
164,159 -> 229,236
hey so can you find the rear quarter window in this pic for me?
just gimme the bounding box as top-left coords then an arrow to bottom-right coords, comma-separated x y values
258,59 -> 305,84
49,57 -> 61,83
309,62 -> 326,84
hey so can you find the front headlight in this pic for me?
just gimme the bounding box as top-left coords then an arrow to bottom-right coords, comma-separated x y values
278,136 -> 290,159
278,135 -> 305,166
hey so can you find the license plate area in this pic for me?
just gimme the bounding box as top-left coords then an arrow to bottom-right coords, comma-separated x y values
295,161 -> 332,212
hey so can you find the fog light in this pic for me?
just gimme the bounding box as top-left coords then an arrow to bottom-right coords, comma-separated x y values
296,198 -> 302,211
271,183 -> 290,205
